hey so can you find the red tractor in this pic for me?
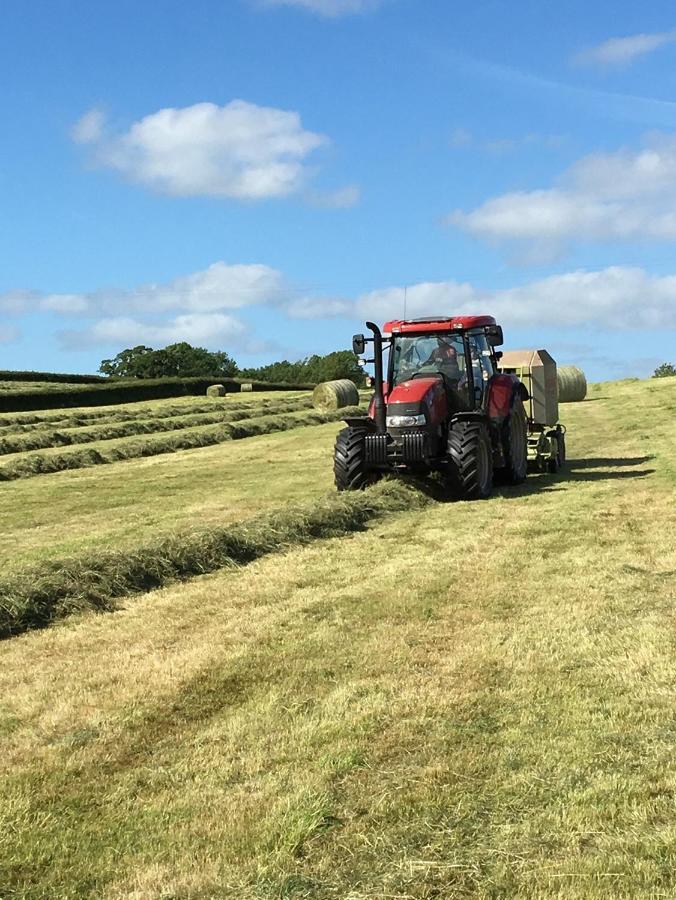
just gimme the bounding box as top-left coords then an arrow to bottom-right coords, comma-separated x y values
334,316 -> 530,499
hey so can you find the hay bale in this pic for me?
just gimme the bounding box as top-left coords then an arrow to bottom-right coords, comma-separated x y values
240,383 -> 254,392
206,384 -> 226,398
557,366 -> 587,402
312,379 -> 359,411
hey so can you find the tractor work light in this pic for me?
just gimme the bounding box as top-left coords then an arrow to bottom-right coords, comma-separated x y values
386,414 -> 426,428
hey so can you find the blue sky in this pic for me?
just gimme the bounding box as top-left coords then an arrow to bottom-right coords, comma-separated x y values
1,0 -> 676,379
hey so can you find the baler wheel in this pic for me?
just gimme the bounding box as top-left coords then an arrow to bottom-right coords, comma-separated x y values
334,427 -> 376,491
501,398 -> 528,484
547,430 -> 566,473
445,421 -> 493,500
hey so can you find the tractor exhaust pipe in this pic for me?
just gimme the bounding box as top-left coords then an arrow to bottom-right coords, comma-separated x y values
366,321 -> 386,434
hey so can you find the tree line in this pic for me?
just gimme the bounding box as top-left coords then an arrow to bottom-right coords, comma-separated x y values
99,342 -> 364,385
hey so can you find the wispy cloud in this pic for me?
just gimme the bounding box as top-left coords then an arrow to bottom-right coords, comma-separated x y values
574,30 -> 676,68
449,128 -> 566,154
434,49 -> 676,128
306,184 -> 361,208
257,0 -> 387,17
0,325 -> 20,345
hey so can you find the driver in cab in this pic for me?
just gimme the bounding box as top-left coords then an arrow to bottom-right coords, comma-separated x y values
424,338 -> 461,380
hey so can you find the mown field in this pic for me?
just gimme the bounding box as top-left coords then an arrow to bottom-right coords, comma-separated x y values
0,376 -> 675,898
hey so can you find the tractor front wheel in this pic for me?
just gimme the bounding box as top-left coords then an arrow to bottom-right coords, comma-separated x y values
501,398 -> 528,484
334,427 -> 377,491
445,421 -> 493,500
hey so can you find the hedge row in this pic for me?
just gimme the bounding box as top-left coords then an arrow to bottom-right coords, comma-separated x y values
0,369 -> 106,384
0,378 -> 316,412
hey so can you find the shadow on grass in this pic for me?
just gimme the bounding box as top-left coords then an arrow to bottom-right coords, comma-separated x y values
405,454 -> 656,502
568,456 -> 654,469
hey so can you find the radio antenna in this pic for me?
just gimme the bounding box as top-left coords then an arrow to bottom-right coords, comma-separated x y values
403,285 -> 408,320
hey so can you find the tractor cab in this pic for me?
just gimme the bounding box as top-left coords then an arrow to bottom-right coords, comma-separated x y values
385,319 -> 501,413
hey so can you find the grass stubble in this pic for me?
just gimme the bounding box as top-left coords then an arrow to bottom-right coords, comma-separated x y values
0,376 -> 674,898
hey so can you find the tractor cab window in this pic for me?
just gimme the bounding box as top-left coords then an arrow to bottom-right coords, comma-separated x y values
390,333 -> 468,392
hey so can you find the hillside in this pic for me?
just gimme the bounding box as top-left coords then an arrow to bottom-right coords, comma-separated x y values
0,376 -> 675,898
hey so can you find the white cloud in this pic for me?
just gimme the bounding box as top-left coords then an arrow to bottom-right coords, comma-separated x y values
61,313 -> 247,349
575,30 -> 676,68
451,133 -> 676,258
260,0 -> 385,17
353,268 -> 676,331
74,101 -> 327,200
0,262 -> 286,317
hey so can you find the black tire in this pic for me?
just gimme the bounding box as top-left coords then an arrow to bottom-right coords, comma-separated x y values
501,398 -> 528,484
445,421 -> 493,500
334,427 -> 376,491
547,431 -> 566,473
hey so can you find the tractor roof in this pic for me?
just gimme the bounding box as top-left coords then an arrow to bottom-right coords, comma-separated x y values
382,315 -> 497,336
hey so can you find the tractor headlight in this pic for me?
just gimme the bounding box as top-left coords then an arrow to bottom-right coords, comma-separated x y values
386,414 -> 426,428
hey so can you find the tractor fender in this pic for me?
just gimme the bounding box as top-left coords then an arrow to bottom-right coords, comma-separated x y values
487,374 -> 526,420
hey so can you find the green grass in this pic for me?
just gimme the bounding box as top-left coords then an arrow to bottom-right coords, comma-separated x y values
0,389 -> 310,430
0,376 -> 674,898
0,396 -> 315,455
0,405 -> 362,482
0,421 -> 347,573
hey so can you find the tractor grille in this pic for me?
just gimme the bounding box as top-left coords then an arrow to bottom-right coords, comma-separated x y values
365,434 -> 389,464
402,431 -> 427,463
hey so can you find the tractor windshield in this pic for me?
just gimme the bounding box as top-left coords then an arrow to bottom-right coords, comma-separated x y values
390,333 -> 467,387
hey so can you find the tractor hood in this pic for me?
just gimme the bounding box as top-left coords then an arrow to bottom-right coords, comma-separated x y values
388,376 -> 440,405
386,376 -> 448,427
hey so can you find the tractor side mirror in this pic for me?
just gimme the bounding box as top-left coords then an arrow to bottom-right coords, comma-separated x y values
487,325 -> 504,347
352,334 -> 366,356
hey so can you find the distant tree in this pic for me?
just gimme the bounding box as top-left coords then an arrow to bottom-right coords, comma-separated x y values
241,350 -> 364,385
99,346 -> 155,378
99,343 -> 238,379
653,363 -> 676,378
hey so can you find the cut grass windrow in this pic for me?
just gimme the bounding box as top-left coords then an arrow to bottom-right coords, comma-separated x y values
0,394 -> 313,434
0,406 -> 363,482
0,480 -> 427,638
0,397 -> 315,454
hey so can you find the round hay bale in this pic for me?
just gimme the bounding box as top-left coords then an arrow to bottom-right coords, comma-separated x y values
312,379 -> 359,411
557,365 -> 587,402
206,384 -> 226,398
240,383 -> 254,393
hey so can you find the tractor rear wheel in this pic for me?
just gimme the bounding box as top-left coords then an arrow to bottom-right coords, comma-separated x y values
501,398 -> 528,484
334,427 -> 376,491
445,421 -> 493,500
